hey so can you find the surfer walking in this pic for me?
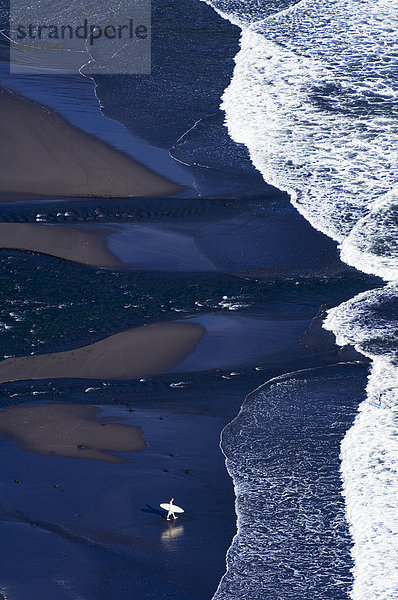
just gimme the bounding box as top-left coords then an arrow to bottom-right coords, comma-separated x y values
160,498 -> 184,520
167,498 -> 178,520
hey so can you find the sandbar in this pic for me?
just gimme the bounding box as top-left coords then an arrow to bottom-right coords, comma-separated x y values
0,321 -> 205,384
0,223 -> 125,268
0,403 -> 146,462
0,87 -> 183,198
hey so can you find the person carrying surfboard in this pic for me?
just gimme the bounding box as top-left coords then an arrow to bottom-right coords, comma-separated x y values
167,498 -> 177,520
160,498 -> 185,520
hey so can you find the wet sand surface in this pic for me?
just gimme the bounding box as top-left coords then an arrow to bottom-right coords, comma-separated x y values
0,88 -> 183,198
0,403 -> 147,462
172,315 -> 310,372
0,397 -> 239,600
0,200 -> 346,275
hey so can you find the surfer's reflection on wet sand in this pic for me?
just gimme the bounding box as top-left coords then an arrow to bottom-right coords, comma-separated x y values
161,522 -> 184,544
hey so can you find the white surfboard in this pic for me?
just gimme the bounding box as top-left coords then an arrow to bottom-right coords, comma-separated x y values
160,502 -> 184,514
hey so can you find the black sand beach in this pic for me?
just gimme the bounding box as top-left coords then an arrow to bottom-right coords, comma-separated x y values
0,393 -> 239,600
0,0 -> 386,596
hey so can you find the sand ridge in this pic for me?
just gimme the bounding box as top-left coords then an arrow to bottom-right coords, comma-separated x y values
0,87 -> 183,198
0,222 -> 125,267
0,320 -> 205,384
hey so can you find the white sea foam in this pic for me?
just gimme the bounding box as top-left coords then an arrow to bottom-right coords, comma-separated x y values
220,3 -> 398,244
339,379 -> 398,599
324,284 -> 398,359
341,189 -> 398,282
324,288 -> 398,598
202,0 -> 398,597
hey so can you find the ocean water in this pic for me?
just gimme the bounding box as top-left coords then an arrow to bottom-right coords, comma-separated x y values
214,363 -> 368,600
200,0 -> 398,598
